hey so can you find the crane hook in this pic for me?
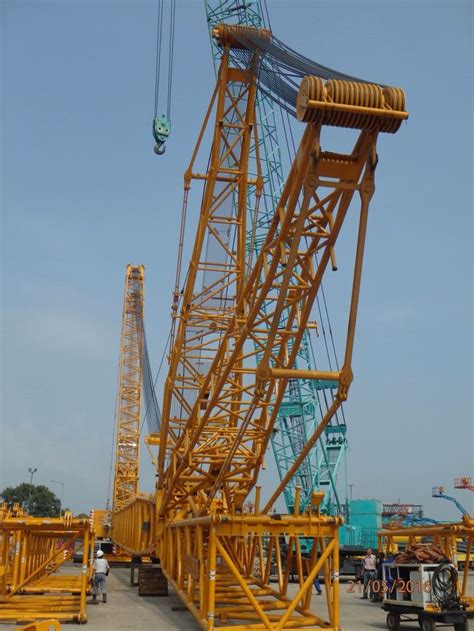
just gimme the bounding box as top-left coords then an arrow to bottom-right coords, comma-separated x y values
153,114 -> 171,155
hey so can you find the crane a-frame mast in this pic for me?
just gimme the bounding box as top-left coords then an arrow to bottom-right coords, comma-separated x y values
112,264 -> 145,512
204,0 -> 347,515
111,24 -> 407,630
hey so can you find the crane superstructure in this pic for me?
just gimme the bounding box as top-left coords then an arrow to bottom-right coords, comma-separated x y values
112,264 -> 145,512
111,23 -> 407,630
204,0 -> 346,516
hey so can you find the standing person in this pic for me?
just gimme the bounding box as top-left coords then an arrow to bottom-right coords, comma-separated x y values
371,551 -> 385,602
91,549 -> 110,604
313,575 -> 322,595
361,548 -> 377,599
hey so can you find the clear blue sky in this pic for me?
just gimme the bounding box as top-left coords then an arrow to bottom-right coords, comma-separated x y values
1,0 -> 472,520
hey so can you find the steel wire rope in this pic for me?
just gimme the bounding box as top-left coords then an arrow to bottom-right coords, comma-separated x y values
279,81 -> 348,511
173,148 -> 211,429
153,0 -> 164,118
223,28 -> 385,118
166,0 -> 177,119
142,329 -> 162,434
250,36 -> 320,487
279,96 -> 344,405
154,0 -> 175,120
106,360 -> 121,510
251,31 -> 347,507
280,79 -> 346,426
262,0 -> 272,30
139,328 -> 171,439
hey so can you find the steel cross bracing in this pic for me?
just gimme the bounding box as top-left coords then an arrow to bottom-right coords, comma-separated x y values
112,34 -> 407,627
159,47 -> 261,505
204,0 -> 347,514
0,505 -> 93,624
158,33 -> 405,515
112,265 -> 145,512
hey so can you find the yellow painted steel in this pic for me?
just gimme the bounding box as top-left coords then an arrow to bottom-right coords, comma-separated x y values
17,620 -> 61,630
0,511 -> 93,624
110,24 -> 407,630
378,516 -> 474,611
89,508 -> 110,539
112,264 -> 145,512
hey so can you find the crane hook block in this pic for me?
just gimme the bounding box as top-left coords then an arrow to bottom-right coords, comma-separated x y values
153,115 -> 171,155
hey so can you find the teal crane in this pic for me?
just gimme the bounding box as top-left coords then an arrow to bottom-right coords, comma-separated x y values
203,0 -> 348,515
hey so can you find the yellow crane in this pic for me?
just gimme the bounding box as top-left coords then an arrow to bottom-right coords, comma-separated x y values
112,264 -> 145,512
110,24 -> 407,630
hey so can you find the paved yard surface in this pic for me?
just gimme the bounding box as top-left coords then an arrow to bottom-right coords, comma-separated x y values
83,571 -> 430,630
3,568 -> 473,630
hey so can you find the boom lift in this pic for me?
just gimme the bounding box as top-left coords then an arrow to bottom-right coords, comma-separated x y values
432,486 -> 470,519
111,23 -> 407,630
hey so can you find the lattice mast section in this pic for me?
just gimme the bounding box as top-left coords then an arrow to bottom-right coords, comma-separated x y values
158,25 -> 407,518
204,1 -> 347,514
113,28 -> 407,630
159,42 -> 262,493
113,264 -> 145,512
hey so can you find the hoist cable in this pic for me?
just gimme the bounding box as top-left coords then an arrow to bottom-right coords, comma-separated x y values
142,329 -> 162,434
224,27 -> 383,118
259,33 -> 345,428
154,0 -> 175,120
139,328 -> 171,439
106,344 -> 122,509
279,62 -> 346,424
166,0 -> 177,119
262,0 -> 272,30
153,0 -> 164,118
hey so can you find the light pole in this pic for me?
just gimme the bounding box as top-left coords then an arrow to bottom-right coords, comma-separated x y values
50,480 -> 65,516
27,467 -> 38,514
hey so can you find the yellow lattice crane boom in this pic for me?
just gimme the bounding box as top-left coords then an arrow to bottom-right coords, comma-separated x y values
111,25 -> 407,630
112,264 -> 145,512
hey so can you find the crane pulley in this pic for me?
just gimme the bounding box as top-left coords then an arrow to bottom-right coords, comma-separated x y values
111,21 -> 407,631
152,0 -> 176,155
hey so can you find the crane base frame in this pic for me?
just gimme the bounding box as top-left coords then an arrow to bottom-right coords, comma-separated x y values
160,511 -> 343,630
0,512 -> 93,624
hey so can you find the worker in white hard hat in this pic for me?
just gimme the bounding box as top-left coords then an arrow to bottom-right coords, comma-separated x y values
90,549 -> 110,604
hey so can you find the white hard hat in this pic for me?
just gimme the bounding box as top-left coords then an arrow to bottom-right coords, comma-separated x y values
96,549 -> 104,557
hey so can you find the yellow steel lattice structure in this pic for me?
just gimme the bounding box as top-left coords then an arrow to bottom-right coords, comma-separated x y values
16,622 -> 61,631
0,506 -> 93,624
111,25 -> 407,631
113,264 -> 145,511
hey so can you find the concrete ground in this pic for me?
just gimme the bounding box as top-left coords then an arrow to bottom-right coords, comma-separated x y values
83,571 -> 447,630
84,571 -> 392,630
3,568 -> 473,630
